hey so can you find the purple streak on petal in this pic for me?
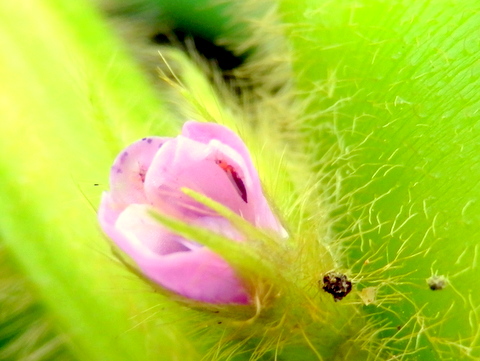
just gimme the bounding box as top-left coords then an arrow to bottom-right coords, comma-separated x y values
182,121 -> 285,234
216,159 -> 248,203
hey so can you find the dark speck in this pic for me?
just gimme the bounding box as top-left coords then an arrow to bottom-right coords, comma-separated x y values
147,138 -> 153,144
139,168 -> 146,183
321,272 -> 352,302
120,151 -> 129,163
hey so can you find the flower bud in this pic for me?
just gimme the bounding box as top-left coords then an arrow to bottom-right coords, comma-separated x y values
98,121 -> 285,304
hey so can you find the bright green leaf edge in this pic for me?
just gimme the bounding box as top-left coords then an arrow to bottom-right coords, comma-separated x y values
0,1 -> 200,360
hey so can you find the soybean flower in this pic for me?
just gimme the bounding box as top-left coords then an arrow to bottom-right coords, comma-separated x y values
98,121 -> 285,304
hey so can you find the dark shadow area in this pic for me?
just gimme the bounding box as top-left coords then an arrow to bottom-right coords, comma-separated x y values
151,29 -> 245,72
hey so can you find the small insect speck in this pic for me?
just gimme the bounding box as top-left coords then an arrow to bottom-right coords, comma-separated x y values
93,183 -> 99,186
427,275 -> 448,291
321,272 -> 352,302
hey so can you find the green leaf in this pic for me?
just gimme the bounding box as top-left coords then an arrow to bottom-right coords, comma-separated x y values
280,0 -> 480,359
0,1 -> 198,360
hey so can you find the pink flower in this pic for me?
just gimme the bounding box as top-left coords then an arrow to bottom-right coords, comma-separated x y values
98,121 -> 285,304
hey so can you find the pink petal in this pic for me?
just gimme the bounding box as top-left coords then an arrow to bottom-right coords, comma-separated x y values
99,203 -> 249,304
144,136 -> 254,221
109,137 -> 168,208
183,121 -> 285,233
194,216 -> 244,241
142,248 -> 250,304
99,199 -> 187,261
98,192 -> 123,230
116,204 -> 192,255
182,121 -> 252,168
182,121 -> 259,197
